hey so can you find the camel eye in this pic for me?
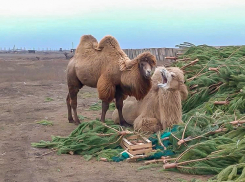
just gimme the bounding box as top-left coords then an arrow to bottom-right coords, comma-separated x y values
171,74 -> 175,78
140,63 -> 145,67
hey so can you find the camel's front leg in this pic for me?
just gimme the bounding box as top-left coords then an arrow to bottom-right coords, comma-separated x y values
97,75 -> 115,123
115,87 -> 130,127
101,101 -> 109,123
115,94 -> 128,126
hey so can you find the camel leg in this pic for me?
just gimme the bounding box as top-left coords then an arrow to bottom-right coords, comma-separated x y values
70,88 -> 80,125
66,93 -> 74,123
68,85 -> 82,125
134,116 -> 162,133
97,75 -> 115,123
101,101 -> 109,123
115,91 -> 128,126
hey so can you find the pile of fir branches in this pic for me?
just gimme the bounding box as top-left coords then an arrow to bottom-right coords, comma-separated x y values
158,44 -> 245,180
32,44 -> 245,180
32,120 -> 131,161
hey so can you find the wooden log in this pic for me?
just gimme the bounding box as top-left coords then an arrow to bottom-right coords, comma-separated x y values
177,58 -> 190,61
162,156 -> 176,163
165,57 -> 177,60
144,159 -> 164,164
208,67 -> 219,73
100,158 -> 108,162
210,128 -> 227,134
230,120 -> 245,125
177,139 -> 186,146
214,101 -> 229,105
209,82 -> 223,89
190,84 -> 199,90
180,59 -> 199,70
163,163 -> 177,169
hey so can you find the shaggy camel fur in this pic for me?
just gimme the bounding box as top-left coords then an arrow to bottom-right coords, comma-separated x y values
66,35 -> 157,125
112,66 -> 188,132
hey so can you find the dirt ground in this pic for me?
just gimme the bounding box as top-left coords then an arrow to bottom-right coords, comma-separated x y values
0,52 -> 211,182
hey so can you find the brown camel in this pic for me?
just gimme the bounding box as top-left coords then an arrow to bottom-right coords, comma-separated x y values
112,66 -> 188,132
66,35 -> 157,126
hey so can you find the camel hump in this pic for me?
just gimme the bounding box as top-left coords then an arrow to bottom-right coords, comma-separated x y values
97,35 -> 121,50
135,52 -> 157,67
75,35 -> 98,54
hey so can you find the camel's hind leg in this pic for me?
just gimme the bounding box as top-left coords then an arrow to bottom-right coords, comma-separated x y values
66,93 -> 74,123
67,78 -> 83,125
67,87 -> 82,125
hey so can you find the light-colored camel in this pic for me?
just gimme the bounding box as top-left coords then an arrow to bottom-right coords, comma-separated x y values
66,35 -> 157,125
112,66 -> 188,132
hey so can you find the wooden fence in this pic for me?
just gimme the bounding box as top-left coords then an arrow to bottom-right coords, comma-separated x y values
123,48 -> 183,66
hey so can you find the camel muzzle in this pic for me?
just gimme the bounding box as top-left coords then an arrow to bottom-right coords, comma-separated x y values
158,69 -> 168,88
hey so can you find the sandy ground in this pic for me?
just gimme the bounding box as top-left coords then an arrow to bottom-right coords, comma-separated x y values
0,52 -> 210,182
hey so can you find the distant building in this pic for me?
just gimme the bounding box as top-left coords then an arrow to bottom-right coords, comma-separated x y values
59,48 -> 62,52
28,50 -> 35,53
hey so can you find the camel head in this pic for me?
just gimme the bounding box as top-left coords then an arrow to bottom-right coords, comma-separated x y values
157,67 -> 188,99
137,52 -> 157,79
139,61 -> 154,79
158,67 -> 184,90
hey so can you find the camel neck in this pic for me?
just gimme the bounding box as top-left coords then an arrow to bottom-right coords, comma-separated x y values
121,65 -> 152,100
159,89 -> 182,129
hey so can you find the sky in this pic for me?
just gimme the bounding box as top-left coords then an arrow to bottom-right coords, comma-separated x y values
0,0 -> 245,50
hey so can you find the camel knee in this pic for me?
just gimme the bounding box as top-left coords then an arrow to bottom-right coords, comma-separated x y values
70,99 -> 78,109
69,96 -> 80,124
66,94 -> 71,105
66,93 -> 74,122
135,117 -> 162,133
68,88 -> 79,107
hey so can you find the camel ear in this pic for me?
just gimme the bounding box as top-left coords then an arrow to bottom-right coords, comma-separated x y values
180,84 -> 188,101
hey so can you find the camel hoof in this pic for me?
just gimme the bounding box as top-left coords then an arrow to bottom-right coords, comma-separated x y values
120,120 -> 131,127
74,122 -> 80,125
74,120 -> 81,125
69,119 -> 75,123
